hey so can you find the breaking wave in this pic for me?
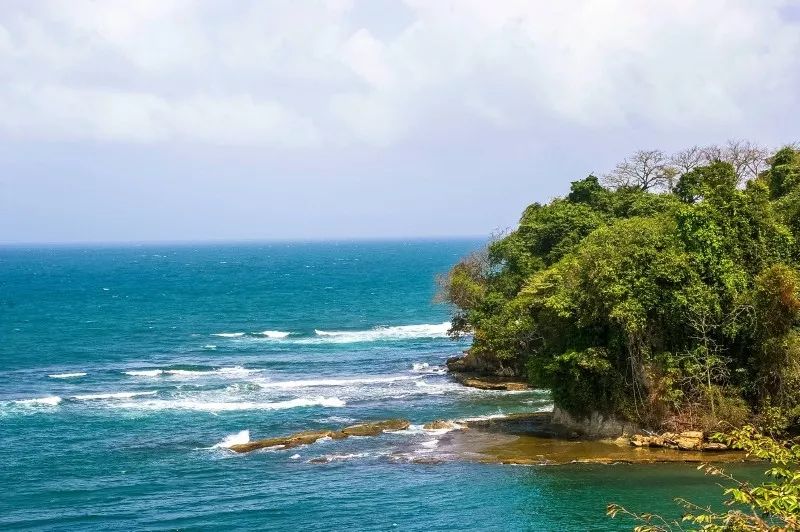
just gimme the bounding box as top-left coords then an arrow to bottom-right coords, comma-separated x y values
209,323 -> 452,344
112,396 -> 346,412
312,322 -> 450,343
213,429 -> 251,448
72,391 -> 157,401
255,375 -> 421,390
410,362 -> 447,375
124,366 -> 261,378
11,396 -> 63,407
48,372 -> 87,379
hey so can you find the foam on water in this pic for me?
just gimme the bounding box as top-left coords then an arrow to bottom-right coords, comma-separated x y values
73,391 -> 157,401
410,362 -> 447,375
114,396 -> 346,412
213,429 -> 251,448
255,375 -> 421,389
254,330 -> 291,338
312,322 -> 450,343
12,396 -> 63,406
124,366 -> 261,378
211,332 -> 246,338
48,372 -> 88,379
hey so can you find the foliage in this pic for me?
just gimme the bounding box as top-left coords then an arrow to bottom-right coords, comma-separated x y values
439,142 -> 800,428
607,426 -> 800,531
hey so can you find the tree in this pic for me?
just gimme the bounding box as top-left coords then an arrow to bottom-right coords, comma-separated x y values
701,140 -> 770,184
603,149 -> 672,191
724,139 -> 770,183
670,146 -> 705,175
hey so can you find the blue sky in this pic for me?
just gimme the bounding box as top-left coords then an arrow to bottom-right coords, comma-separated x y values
1,0 -> 799,243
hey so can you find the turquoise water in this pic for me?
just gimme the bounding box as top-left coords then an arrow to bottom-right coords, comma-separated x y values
0,241 -> 748,530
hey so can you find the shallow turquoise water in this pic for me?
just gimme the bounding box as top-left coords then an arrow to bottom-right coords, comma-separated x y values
0,241 -> 751,530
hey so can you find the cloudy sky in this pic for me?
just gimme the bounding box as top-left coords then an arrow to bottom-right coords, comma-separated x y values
1,0 -> 799,243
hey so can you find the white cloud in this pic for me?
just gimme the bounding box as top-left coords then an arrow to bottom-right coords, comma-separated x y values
0,0 -> 797,146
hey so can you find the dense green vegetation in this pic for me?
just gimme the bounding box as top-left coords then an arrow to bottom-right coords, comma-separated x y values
441,142 -> 800,431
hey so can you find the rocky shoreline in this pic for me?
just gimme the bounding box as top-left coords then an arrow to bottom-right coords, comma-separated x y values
229,411 -> 747,465
227,354 -> 746,464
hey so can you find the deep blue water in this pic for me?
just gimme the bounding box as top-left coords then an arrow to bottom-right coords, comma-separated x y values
0,241 -> 749,530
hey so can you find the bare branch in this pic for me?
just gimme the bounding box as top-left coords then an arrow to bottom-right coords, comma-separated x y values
603,149 -> 671,191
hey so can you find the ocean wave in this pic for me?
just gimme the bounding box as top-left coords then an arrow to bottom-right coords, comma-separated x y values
308,452 -> 371,463
48,372 -> 88,379
410,362 -> 447,375
255,375 -> 421,390
254,330 -> 291,339
113,396 -> 346,412
312,322 -> 451,343
124,366 -> 261,378
457,413 -> 508,422
72,391 -> 157,401
208,322 -> 453,344
12,396 -> 63,406
213,429 -> 250,448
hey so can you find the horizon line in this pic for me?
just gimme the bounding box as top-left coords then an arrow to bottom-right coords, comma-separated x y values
0,234 -> 491,248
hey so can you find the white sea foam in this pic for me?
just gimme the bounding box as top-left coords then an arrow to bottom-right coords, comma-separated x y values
309,452 -> 371,463
256,375 -> 420,389
410,362 -> 447,375
124,366 -> 261,379
72,391 -> 157,401
13,396 -> 63,406
211,332 -> 246,338
124,369 -> 164,377
213,429 -> 251,448
114,396 -> 346,412
457,413 -> 509,422
254,330 -> 291,339
311,322 -> 451,343
48,372 -> 87,379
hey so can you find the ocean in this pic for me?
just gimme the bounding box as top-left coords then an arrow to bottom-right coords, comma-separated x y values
0,240 -> 743,530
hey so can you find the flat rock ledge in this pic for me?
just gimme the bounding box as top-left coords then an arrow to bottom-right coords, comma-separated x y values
450,372 -> 531,391
228,419 -> 410,453
630,431 -> 729,452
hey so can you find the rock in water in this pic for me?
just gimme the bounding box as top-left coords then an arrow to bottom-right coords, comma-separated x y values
229,419 -> 412,453
341,419 -> 410,436
229,430 -> 339,453
423,420 -> 464,431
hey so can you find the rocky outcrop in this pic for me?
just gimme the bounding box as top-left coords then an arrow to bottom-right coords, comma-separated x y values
423,420 -> 464,431
229,430 -> 344,453
630,431 -> 728,452
447,352 -> 530,390
446,351 -> 522,378
229,419 -> 411,453
451,373 -> 530,391
341,419 -> 410,436
551,406 -> 639,439
462,412 -> 577,439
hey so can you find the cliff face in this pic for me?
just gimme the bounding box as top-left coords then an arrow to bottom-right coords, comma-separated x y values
551,406 -> 639,438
